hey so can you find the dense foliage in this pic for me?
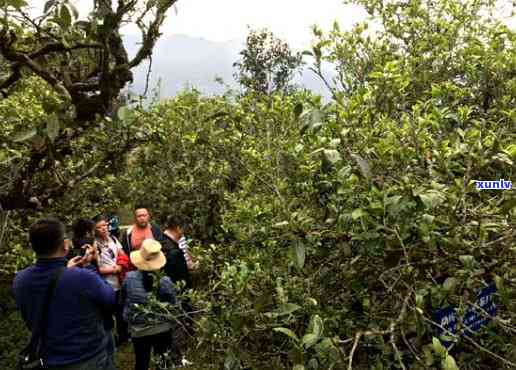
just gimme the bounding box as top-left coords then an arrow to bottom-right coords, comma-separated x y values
0,0 -> 178,210
1,0 -> 515,369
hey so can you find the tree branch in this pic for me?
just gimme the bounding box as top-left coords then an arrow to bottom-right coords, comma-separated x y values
0,63 -> 21,96
30,42 -> 103,59
129,0 -> 179,68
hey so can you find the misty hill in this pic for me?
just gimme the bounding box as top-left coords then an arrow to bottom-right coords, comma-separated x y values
123,34 -> 332,99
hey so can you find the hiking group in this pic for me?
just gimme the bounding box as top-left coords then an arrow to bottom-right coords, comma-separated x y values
12,205 -> 199,370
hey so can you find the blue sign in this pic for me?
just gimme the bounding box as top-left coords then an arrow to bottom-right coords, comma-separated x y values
434,284 -> 497,346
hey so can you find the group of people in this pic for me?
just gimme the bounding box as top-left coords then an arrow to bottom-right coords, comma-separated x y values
12,205 -> 198,370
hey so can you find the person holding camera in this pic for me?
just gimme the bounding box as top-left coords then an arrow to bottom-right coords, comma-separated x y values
69,219 -> 101,270
71,217 -> 119,368
12,218 -> 117,370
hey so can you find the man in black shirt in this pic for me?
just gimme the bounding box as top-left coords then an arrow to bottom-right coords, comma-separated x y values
161,215 -> 192,292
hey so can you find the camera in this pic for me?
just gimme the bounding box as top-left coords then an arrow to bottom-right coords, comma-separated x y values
73,236 -> 97,258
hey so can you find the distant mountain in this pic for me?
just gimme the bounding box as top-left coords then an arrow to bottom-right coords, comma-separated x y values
122,34 -> 333,100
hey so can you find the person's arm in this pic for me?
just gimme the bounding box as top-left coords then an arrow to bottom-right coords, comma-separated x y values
180,236 -> 199,271
115,238 -> 127,256
81,269 -> 116,310
99,264 -> 121,275
177,235 -> 189,255
97,242 -> 121,275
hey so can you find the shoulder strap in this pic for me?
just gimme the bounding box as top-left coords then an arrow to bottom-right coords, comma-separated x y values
109,235 -> 120,246
124,226 -> 134,255
29,267 -> 66,355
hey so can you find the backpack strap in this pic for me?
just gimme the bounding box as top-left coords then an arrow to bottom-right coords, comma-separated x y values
29,267 -> 66,360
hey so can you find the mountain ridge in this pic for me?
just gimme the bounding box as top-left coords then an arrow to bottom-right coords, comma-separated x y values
123,34 -> 332,99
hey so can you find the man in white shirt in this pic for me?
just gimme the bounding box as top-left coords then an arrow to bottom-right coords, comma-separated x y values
93,214 -> 129,344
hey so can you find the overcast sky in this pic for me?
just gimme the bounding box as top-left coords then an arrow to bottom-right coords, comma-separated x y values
27,0 -> 369,48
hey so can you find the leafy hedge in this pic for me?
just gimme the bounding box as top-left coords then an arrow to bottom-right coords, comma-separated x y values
121,1 -> 515,368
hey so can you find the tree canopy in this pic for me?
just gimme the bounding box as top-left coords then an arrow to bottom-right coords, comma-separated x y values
0,0 -> 178,211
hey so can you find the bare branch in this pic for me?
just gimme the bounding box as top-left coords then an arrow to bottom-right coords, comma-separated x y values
129,0 -> 179,68
347,294 -> 411,369
347,331 -> 363,370
143,55 -> 152,96
0,63 -> 21,95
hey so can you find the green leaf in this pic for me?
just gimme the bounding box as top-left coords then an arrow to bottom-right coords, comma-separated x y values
46,114 -> 60,142
301,315 -> 324,348
443,277 -> 458,292
300,109 -> 324,134
305,297 -> 318,306
60,4 -> 72,28
12,129 -> 37,143
350,153 -> 372,180
385,195 -> 403,206
277,303 -> 301,316
293,365 -> 305,370
504,144 -> 516,159
311,315 -> 324,338
273,327 -> 299,342
315,337 -> 334,351
494,275 -> 503,291
1,0 -> 26,9
432,337 -> 447,357
118,106 -> 131,121
224,354 -> 240,370
459,255 -> 474,267
301,333 -> 319,348
419,190 -> 445,209
272,221 -> 289,228
422,213 -> 435,224
323,149 -> 341,164
492,152 -> 514,165
442,354 -> 459,370
423,345 -> 435,366
294,242 -> 305,269
293,103 -> 303,119
351,209 -> 366,220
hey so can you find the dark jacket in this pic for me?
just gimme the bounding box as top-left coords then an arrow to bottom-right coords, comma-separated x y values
12,257 -> 116,367
121,223 -> 165,255
121,270 -> 177,336
162,234 -> 192,292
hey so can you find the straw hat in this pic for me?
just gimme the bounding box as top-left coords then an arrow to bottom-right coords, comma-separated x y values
130,239 -> 166,271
